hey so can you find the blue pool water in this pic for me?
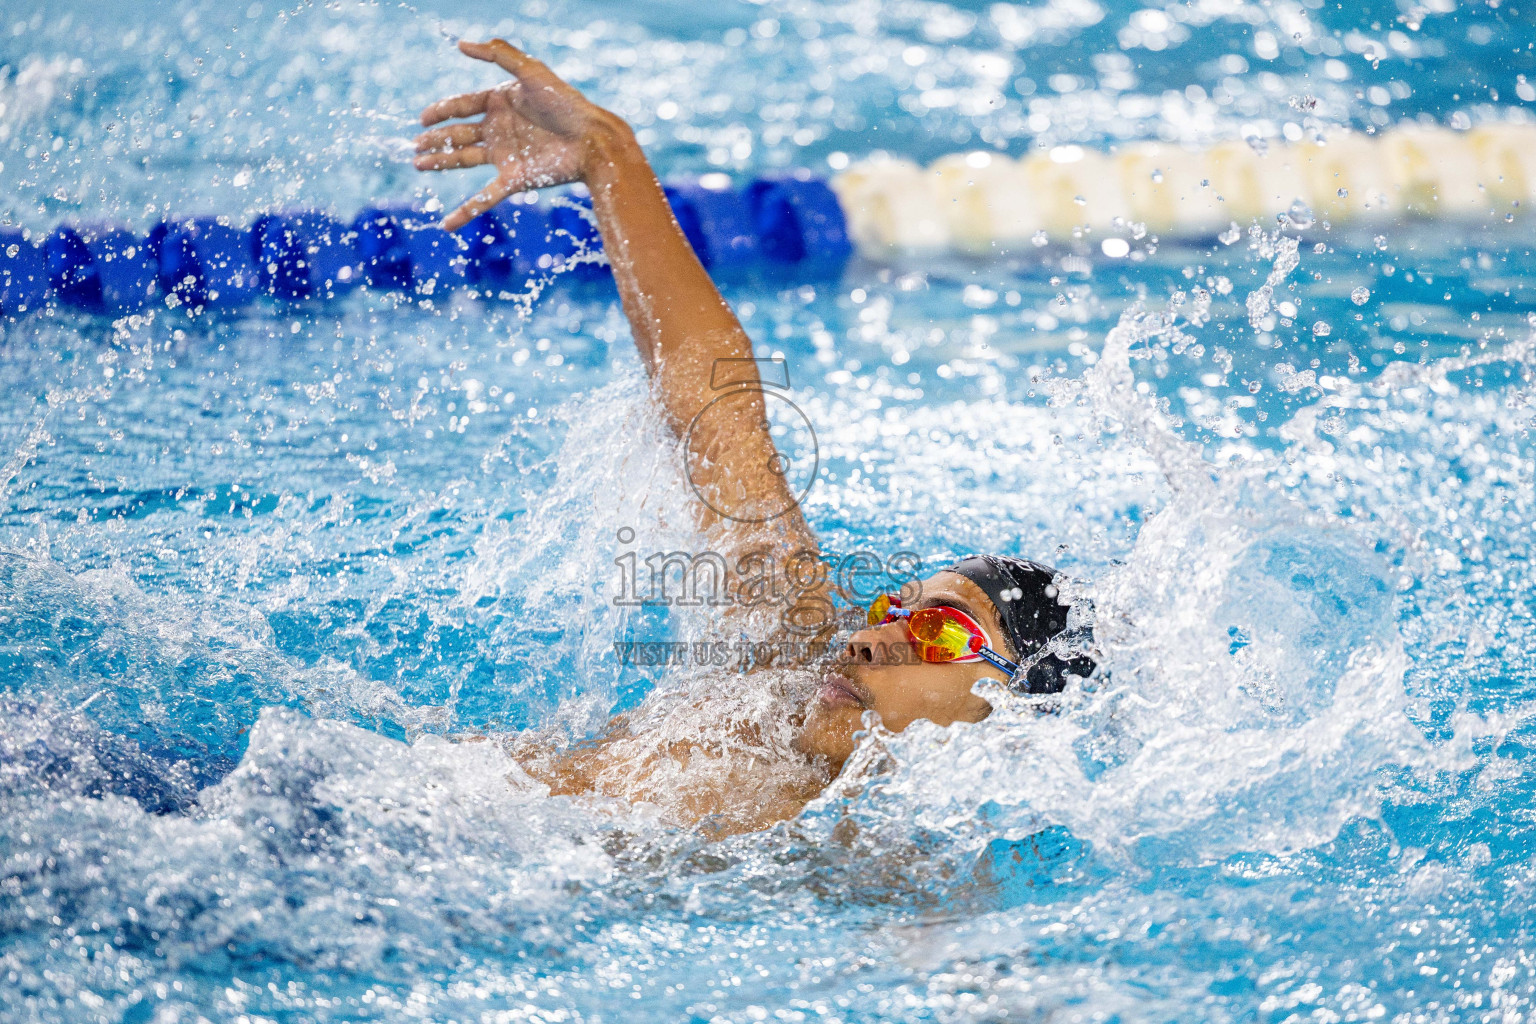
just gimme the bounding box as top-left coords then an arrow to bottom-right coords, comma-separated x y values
2,1 -> 1535,1021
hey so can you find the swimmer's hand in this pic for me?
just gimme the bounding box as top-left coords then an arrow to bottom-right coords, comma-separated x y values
414,39 -> 628,232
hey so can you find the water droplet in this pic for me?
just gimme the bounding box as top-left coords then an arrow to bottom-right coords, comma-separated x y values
1218,222 -> 1242,245
1073,195 -> 1086,205
1506,212 -> 1516,223
1312,321 -> 1331,337
1351,286 -> 1371,305
1032,230 -> 1049,247
1247,380 -> 1262,394
1337,187 -> 1349,198
1374,235 -> 1389,250
1151,169 -> 1164,183
1285,199 -> 1315,230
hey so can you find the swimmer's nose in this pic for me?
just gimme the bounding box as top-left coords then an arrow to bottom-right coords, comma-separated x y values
844,624 -> 887,665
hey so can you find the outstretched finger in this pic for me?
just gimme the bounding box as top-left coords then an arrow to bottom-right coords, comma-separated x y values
414,123 -> 483,154
413,147 -> 489,172
441,176 -> 517,232
459,39 -> 560,88
420,89 -> 490,127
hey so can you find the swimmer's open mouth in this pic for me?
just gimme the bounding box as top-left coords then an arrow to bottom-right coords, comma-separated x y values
818,671 -> 869,709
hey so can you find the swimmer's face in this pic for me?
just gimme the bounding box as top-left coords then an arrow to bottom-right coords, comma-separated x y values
796,571 -> 1006,770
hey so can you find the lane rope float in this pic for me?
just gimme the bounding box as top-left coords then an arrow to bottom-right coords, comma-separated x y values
1,121 -> 1531,318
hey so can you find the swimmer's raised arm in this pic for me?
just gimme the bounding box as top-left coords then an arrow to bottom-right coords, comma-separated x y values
415,40 -> 820,562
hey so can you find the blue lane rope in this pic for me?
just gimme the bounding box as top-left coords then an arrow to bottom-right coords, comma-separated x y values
0,176 -> 851,318
1,228 -> 49,316
745,174 -> 852,275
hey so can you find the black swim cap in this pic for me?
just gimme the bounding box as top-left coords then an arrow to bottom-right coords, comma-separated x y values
943,554 -> 1096,694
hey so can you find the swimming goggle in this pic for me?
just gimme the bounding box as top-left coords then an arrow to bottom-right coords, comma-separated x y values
867,593 -> 1021,678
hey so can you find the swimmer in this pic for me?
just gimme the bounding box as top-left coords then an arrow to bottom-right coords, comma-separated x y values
414,39 -> 1093,833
